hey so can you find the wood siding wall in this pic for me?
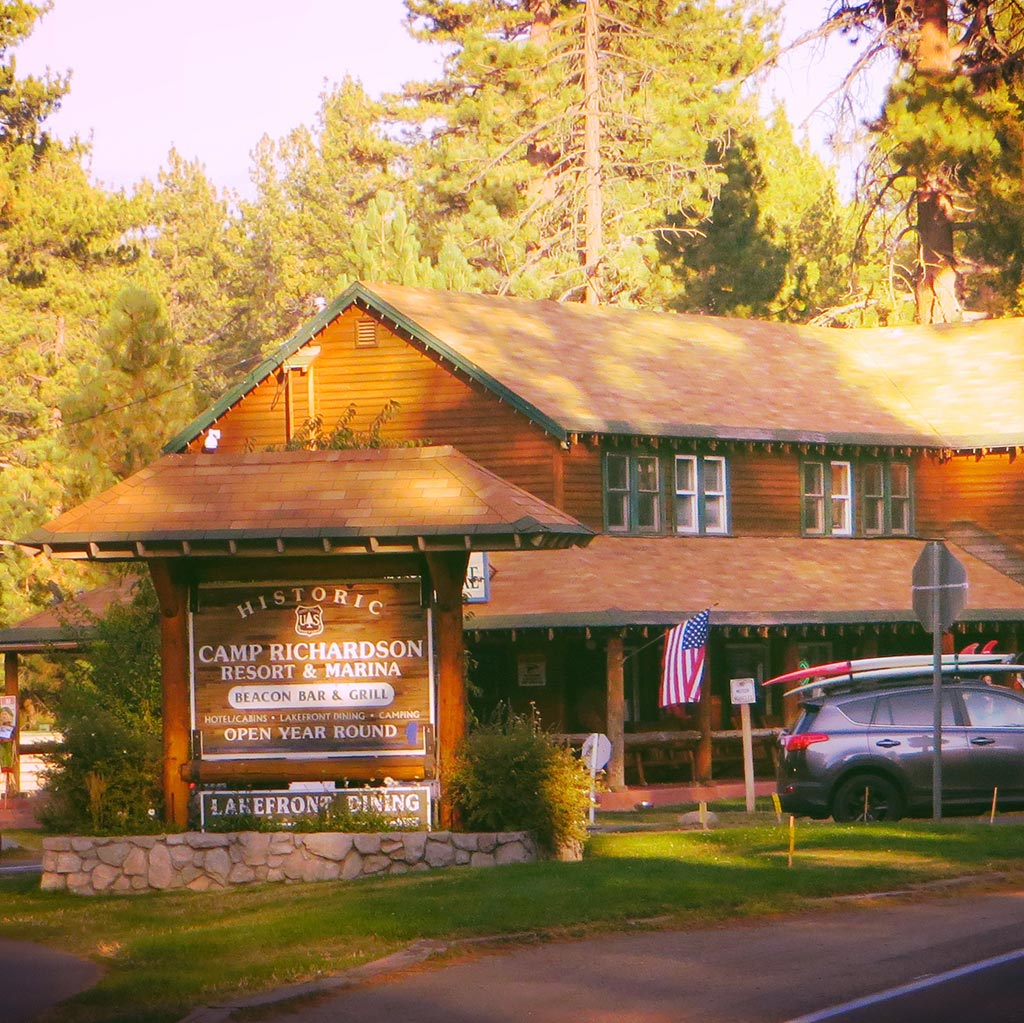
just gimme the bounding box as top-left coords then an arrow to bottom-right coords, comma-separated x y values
557,445 -> 801,535
917,453 -> 1024,549
190,308 -> 557,503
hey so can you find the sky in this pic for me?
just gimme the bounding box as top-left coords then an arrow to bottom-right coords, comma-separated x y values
15,0 -> 871,199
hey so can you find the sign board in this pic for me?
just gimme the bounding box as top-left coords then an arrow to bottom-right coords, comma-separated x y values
190,579 -> 432,761
517,654 -> 547,687
463,552 -> 490,603
582,732 -> 612,770
730,677 -> 757,706
912,541 -> 968,633
0,696 -> 16,740
199,785 -> 432,830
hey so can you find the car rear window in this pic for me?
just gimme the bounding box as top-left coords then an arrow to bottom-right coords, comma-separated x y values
837,695 -> 877,724
873,690 -> 956,726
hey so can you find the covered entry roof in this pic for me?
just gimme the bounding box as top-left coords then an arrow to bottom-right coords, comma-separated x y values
18,446 -> 593,560
467,535 -> 1024,630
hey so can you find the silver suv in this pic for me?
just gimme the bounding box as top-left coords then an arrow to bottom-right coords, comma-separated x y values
777,680 -> 1024,821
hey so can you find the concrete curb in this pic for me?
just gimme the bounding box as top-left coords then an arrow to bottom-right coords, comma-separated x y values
177,939 -> 450,1023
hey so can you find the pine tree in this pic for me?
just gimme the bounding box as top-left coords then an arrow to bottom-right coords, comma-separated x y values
0,2 -> 148,626
791,2 -> 1024,322
400,0 -> 777,305
63,287 -> 198,488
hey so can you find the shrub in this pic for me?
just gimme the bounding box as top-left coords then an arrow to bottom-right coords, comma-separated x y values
447,706 -> 592,854
38,577 -> 164,834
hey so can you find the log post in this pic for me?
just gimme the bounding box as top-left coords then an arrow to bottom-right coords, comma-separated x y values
3,651 -> 19,794
605,633 -> 625,790
425,551 -> 470,829
148,560 -> 191,829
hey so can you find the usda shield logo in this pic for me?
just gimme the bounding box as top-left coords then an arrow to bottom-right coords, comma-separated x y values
294,604 -> 324,637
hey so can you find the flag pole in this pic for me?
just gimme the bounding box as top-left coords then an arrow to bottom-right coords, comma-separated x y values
623,604 -> 717,662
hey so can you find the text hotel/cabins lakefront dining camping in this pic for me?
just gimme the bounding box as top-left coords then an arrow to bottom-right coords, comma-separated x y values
190,579 -> 432,761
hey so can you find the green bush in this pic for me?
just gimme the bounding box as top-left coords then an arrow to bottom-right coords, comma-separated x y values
38,577 -> 164,834
448,706 -> 592,854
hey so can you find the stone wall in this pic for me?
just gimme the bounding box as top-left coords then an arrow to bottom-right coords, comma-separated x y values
41,829 -> 539,895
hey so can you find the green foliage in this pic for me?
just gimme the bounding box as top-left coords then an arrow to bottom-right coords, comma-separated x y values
135,149 -> 252,396
37,576 -> 164,834
806,2 -> 1024,319
660,120 -> 855,322
285,399 -> 424,450
0,1 -> 68,153
401,0 -> 780,305
63,286 -> 199,487
448,706 -> 591,853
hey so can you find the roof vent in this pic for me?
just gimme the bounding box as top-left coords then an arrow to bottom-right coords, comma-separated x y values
355,318 -> 379,349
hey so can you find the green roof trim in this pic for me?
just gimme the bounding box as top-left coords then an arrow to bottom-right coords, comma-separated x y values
162,282 -> 569,454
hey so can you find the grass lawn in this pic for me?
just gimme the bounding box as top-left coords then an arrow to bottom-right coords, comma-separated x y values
2,814 -> 1023,1023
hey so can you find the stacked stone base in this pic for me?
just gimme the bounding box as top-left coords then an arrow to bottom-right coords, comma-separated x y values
41,830 -> 538,895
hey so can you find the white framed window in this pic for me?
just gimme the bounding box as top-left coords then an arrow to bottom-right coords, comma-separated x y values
675,454 -> 729,535
830,461 -> 852,535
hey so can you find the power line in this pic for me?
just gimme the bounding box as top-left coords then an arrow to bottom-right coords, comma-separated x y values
0,352 -> 264,451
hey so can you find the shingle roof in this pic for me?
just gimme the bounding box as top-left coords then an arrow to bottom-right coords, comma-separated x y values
466,535 -> 1024,630
19,447 -> 593,560
166,282 -> 1024,453
0,576 -> 139,651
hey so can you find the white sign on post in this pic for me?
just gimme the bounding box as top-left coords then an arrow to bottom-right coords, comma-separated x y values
730,677 -> 757,705
730,678 -> 758,813
582,732 -> 612,825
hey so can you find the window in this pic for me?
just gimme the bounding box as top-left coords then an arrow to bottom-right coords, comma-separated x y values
802,460 -> 852,536
874,691 -> 956,727
963,689 -> 1024,728
674,455 -> 728,535
604,453 -> 661,532
863,461 -> 912,536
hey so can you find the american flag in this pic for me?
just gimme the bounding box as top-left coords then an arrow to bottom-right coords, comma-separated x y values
659,609 -> 710,707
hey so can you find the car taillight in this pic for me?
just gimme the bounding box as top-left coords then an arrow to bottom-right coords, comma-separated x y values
784,733 -> 829,752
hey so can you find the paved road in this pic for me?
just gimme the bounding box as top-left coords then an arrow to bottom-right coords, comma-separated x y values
0,937 -> 103,1023
246,885 -> 1024,1023
792,951 -> 1024,1022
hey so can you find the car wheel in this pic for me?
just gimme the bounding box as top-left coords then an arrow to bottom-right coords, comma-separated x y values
831,774 -> 904,823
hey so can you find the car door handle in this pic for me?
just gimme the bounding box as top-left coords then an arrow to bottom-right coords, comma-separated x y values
875,739 -> 901,748
971,737 -> 997,746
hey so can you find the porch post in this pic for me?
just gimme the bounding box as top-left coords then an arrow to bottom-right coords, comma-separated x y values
605,633 -> 625,790
4,651 -> 19,794
426,551 -> 470,829
148,561 -> 191,829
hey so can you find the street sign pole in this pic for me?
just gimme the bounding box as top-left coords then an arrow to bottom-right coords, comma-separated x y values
911,541 -> 968,822
930,543 -> 944,821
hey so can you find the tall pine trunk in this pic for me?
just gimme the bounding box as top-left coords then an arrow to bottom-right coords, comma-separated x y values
583,0 -> 602,304
913,0 -> 960,323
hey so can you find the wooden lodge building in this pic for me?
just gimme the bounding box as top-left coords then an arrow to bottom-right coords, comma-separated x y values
14,281 -> 1024,816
